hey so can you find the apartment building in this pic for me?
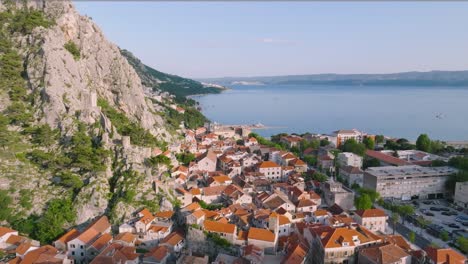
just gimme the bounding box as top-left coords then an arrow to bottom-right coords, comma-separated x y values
353,209 -> 388,234
258,161 -> 282,182
363,165 -> 457,200
304,225 -> 382,264
332,129 -> 366,148
337,152 -> 363,168
454,182 -> 468,209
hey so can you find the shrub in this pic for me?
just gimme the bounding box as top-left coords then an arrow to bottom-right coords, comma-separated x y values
64,41 -> 80,60
19,189 -> 33,210
176,152 -> 195,166
33,198 -> 76,244
8,8 -> 53,34
98,98 -> 165,147
206,232 -> 231,248
55,171 -> 83,190
0,190 -> 12,220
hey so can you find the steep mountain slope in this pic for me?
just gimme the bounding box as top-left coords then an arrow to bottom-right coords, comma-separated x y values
0,0 -> 191,244
121,49 -> 227,102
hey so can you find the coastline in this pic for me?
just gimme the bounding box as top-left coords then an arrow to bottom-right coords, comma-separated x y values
186,87 -> 231,98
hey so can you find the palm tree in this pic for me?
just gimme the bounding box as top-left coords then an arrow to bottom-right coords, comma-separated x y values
391,212 -> 400,235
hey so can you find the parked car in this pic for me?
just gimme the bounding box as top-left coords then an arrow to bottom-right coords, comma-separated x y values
455,216 -> 468,222
449,223 -> 460,229
430,207 -> 441,211
420,209 -> 428,213
462,222 -> 468,227
442,212 -> 451,216
423,201 -> 433,205
425,212 -> 435,216
440,208 -> 450,212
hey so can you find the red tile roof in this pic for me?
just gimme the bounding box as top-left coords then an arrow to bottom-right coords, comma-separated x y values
355,209 -> 387,218
203,220 -> 236,234
365,150 -> 410,166
259,161 -> 280,168
425,247 -> 467,264
55,228 -> 80,244
161,232 -> 184,246
0,227 -> 16,237
248,228 -> 276,242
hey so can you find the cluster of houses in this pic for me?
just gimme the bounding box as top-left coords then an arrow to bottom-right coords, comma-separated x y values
0,127 -> 466,264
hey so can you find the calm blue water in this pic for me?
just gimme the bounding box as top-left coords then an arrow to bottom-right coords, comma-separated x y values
193,85 -> 468,141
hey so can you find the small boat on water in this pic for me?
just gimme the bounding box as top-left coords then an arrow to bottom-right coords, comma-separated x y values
435,113 -> 445,119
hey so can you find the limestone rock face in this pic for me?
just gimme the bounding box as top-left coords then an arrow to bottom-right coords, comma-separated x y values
23,0 -> 167,138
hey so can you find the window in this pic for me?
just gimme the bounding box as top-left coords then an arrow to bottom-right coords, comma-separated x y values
81,252 -> 84,256
72,251 -> 75,255
80,245 -> 83,249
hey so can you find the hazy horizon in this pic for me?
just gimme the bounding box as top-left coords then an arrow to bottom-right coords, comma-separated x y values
75,2 -> 468,79
195,69 -> 468,81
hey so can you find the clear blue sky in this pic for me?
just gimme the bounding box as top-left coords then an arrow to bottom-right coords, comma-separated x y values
75,1 -> 468,78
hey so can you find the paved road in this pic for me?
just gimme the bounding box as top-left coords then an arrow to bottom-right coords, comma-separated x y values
389,221 -> 432,249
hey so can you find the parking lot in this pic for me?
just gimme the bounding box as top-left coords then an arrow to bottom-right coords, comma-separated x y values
416,200 -> 468,233
406,200 -> 468,243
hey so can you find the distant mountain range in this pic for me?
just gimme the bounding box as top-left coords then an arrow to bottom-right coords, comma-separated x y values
199,70 -> 468,87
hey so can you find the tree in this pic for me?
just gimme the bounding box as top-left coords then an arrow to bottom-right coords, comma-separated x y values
397,205 -> 415,224
409,231 -> 416,244
358,188 -> 380,203
416,134 -> 431,152
55,171 -> 83,191
439,230 -> 449,242
303,155 -> 317,166
0,114 -> 12,149
312,172 -> 328,182
391,212 -> 400,235
431,160 -> 447,166
355,194 -> 372,210
342,138 -> 366,156
66,123 -> 109,172
448,156 -> 468,171
375,135 -> 385,144
445,171 -> 468,194
457,236 -> 468,253
320,139 -> 330,147
300,139 -> 320,151
5,102 -> 32,126
176,152 -> 195,166
33,198 -> 76,244
363,157 -> 380,169
363,137 -> 375,150
147,155 -> 171,167
25,124 -> 57,146
430,140 -> 445,154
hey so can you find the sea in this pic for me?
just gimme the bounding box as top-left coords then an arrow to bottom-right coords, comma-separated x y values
192,84 -> 468,141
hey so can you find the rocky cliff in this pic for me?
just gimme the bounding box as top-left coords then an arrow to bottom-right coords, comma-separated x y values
0,0 -> 189,243
24,1 -> 167,138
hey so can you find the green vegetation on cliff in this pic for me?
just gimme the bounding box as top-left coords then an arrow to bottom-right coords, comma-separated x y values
121,49 -> 226,102
98,98 -> 166,148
